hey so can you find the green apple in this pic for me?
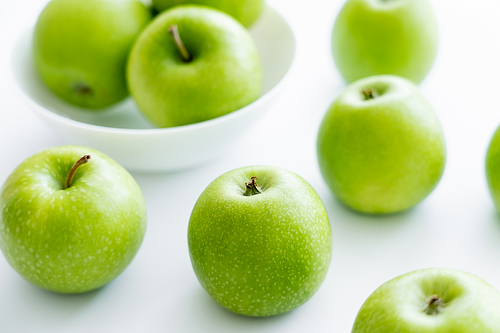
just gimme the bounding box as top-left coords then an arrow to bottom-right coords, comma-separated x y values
33,0 -> 151,109
127,5 -> 262,128
0,146 -> 147,293
152,0 -> 264,27
317,75 -> 446,214
352,268 -> 500,332
188,166 -> 332,316
485,126 -> 500,212
332,0 -> 438,84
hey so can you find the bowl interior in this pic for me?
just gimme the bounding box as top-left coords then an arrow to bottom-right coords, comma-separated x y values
12,6 -> 296,130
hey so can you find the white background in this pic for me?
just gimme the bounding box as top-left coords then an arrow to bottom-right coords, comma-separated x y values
2,0 -> 500,332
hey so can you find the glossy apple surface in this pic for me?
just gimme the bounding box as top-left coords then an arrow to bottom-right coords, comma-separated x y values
0,146 -> 147,293
317,75 -> 446,214
127,5 -> 262,128
352,268 -> 500,332
33,0 -> 151,109
332,0 -> 438,84
188,166 -> 332,316
152,0 -> 264,27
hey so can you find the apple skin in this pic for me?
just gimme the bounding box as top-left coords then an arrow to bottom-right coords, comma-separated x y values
127,5 -> 262,128
33,0 -> 151,109
317,75 -> 446,214
352,268 -> 500,332
188,166 -> 332,316
332,0 -> 438,84
152,0 -> 264,27
0,146 -> 147,293
485,126 -> 500,212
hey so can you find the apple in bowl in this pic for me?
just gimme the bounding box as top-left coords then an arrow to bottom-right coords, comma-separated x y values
33,0 -> 151,109
152,0 -> 264,27
127,5 -> 263,128
12,5 -> 296,172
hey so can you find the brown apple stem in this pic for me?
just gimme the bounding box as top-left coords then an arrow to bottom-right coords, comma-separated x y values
362,88 -> 379,100
424,294 -> 445,315
74,83 -> 93,96
168,25 -> 191,62
244,177 -> 262,196
65,155 -> 91,189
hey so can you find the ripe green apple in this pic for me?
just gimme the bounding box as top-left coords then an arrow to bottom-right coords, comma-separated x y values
317,75 -> 446,214
33,0 -> 151,109
0,146 -> 147,293
485,126 -> 500,212
127,5 -> 262,128
188,166 -> 332,316
151,0 -> 264,27
332,0 -> 438,84
352,268 -> 500,332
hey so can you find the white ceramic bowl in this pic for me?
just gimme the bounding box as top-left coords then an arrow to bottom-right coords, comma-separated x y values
11,6 -> 296,172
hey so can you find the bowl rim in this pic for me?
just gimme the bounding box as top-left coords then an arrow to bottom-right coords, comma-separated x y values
12,4 -> 297,136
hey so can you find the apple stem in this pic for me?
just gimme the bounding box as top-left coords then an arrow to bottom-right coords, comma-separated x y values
424,294 -> 445,315
362,88 -> 379,100
65,155 -> 91,189
244,177 -> 262,196
168,25 -> 192,62
74,83 -> 93,96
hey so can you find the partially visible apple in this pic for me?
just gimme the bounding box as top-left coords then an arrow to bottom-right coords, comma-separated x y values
0,146 -> 147,293
317,75 -> 446,214
152,0 -> 264,27
352,268 -> 500,332
33,0 -> 151,109
127,5 -> 262,128
486,126 -> 500,212
188,166 -> 332,316
332,0 -> 438,84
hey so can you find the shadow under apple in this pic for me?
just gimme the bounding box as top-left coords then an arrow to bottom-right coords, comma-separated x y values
318,188 -> 431,257
322,189 -> 416,225
10,277 -> 103,323
171,286 -> 295,331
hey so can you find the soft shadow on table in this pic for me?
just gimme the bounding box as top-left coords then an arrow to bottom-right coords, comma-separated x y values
329,195 -> 415,221
171,287 -> 294,331
128,163 -> 206,177
11,278 -> 103,319
130,161 -> 223,198
319,190 -> 427,252
324,191 -> 416,226
487,209 -> 500,234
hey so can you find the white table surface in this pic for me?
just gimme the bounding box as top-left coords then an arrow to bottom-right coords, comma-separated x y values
2,0 -> 500,332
